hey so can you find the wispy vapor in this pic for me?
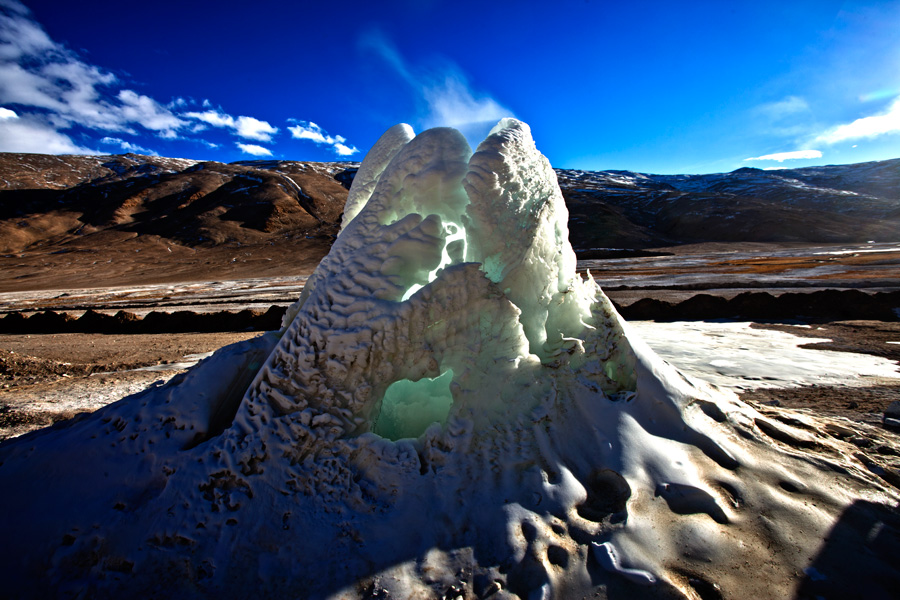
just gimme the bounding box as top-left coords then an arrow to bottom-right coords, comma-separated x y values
815,96 -> 900,144
287,121 -> 358,156
744,150 -> 822,162
754,96 -> 810,119
359,30 -> 513,144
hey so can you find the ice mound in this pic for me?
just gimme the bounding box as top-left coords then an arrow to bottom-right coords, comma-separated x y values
1,120 -> 899,599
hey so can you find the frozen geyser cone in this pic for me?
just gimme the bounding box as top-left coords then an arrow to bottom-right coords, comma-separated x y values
1,120 -> 899,600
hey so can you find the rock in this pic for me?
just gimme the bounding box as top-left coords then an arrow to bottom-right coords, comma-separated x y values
885,401 -> 900,420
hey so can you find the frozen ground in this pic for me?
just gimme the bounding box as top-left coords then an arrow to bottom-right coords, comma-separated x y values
581,241 -> 900,290
630,320 -> 899,390
0,275 -> 310,317
0,331 -> 261,440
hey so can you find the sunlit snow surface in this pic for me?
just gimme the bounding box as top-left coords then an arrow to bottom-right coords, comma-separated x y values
630,321 -> 899,390
1,120 -> 898,600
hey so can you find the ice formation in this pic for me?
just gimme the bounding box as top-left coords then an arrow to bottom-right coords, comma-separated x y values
1,120 -> 899,599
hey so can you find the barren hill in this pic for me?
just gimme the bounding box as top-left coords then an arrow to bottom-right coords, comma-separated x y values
0,153 -> 359,291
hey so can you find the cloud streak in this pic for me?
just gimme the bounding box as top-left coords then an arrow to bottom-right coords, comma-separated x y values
815,96 -> 900,145
744,150 -> 823,162
100,136 -> 158,156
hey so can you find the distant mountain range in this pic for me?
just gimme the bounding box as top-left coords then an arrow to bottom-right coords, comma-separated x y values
558,159 -> 900,251
0,152 -> 897,283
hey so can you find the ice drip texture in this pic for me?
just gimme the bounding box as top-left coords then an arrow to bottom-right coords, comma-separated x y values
0,119 -> 897,599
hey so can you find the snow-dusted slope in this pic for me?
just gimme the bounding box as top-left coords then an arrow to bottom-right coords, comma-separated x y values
0,152 -> 198,190
556,159 -> 900,246
0,123 -> 898,599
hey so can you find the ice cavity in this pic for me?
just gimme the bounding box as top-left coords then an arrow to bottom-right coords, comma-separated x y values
1,119 -> 898,600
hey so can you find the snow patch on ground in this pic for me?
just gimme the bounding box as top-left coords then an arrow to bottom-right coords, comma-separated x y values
630,320 -> 899,390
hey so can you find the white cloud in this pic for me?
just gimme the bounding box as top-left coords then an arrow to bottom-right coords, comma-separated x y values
100,136 -> 158,156
116,90 -> 186,136
185,109 -> 234,128
0,113 -> 94,154
236,142 -> 272,156
234,116 -> 277,141
183,109 -> 277,141
333,143 -> 358,156
422,75 -> 509,130
744,150 -> 823,162
0,106 -> 16,119
288,120 -> 329,143
0,1 -> 53,61
288,120 -> 358,156
815,96 -> 900,144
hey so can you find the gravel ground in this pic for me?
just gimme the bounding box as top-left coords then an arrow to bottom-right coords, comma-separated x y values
0,332 -> 261,440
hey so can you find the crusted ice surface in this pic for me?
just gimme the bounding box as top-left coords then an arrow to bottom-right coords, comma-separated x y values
339,123 -> 416,233
1,120 -> 899,599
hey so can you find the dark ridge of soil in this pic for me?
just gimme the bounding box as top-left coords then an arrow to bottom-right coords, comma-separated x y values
573,248 -> 674,260
0,305 -> 286,334
616,289 -> 900,322
0,404 -> 84,433
2,291 -> 900,335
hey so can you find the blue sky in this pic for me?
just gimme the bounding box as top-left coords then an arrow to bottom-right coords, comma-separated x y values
1,0 -> 898,174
